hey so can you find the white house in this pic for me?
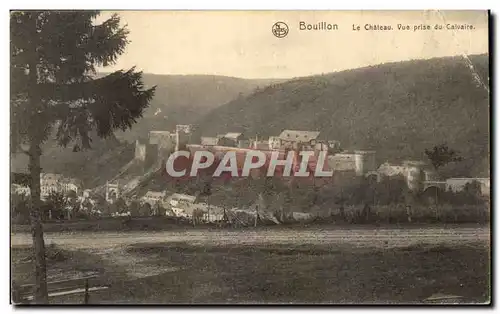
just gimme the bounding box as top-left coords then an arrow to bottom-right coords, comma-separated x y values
446,178 -> 490,196
377,162 -> 407,177
268,136 -> 281,150
141,191 -> 167,206
166,193 -> 197,217
40,173 -> 82,199
278,130 -> 321,150
11,184 -> 30,196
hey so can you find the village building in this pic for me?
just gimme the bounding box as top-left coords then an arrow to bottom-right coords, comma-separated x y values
269,130 -> 341,153
377,162 -> 407,177
327,151 -> 377,176
11,184 -> 30,196
164,193 -> 226,222
217,132 -> 247,148
250,137 -> 271,150
196,202 -> 225,222
40,173 -> 82,199
375,160 -> 440,191
328,153 -> 358,172
105,181 -> 121,203
141,190 -> 167,206
277,129 -> 321,151
403,160 -> 428,191
166,193 -> 197,217
268,136 -> 282,150
445,177 -> 490,196
254,140 -> 271,150
201,136 -> 220,146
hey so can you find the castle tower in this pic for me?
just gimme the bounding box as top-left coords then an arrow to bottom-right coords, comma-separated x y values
134,140 -> 146,162
354,150 -> 376,176
175,124 -> 192,152
148,131 -> 175,167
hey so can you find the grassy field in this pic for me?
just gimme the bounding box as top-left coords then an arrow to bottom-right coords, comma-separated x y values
11,236 -> 490,304
10,215 -> 490,234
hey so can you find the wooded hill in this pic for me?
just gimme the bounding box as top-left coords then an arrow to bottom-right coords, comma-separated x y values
197,54 -> 490,178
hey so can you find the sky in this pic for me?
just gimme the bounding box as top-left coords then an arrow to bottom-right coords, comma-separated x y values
97,10 -> 488,79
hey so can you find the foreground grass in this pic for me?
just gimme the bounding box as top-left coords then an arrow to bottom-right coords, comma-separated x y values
11,219 -> 489,234
11,244 -> 125,304
11,241 -> 490,304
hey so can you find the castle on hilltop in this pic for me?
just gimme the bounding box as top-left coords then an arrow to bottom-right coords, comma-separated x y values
134,124 -> 194,171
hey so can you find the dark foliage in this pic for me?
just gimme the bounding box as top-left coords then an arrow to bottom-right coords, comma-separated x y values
425,143 -> 463,171
11,11 -> 156,153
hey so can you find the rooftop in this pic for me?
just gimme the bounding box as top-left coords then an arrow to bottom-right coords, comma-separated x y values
40,173 -> 82,186
143,191 -> 166,198
224,132 -> 243,140
278,130 -> 321,142
170,193 -> 197,203
40,173 -> 64,181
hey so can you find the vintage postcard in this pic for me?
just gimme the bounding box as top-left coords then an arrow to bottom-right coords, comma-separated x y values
10,10 -> 490,304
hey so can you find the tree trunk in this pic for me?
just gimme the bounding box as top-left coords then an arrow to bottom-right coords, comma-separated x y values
26,14 -> 49,301
28,142 -> 49,303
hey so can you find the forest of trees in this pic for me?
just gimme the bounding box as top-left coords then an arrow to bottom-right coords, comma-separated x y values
197,54 -> 489,178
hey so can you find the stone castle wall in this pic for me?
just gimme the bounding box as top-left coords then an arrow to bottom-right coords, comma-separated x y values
133,126 -> 192,168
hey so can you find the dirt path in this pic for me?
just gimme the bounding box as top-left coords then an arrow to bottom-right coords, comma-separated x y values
11,226 -> 490,250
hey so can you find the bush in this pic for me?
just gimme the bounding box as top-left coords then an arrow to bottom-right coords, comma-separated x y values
10,193 -> 31,224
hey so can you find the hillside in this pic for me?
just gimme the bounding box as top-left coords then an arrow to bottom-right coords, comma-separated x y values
11,74 -> 281,187
11,133 -> 135,188
197,54 -> 490,178
110,74 -> 283,142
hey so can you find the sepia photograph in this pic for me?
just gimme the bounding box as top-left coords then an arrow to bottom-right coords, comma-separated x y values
9,10 -> 490,305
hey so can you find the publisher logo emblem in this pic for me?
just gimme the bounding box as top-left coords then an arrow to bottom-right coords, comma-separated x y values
272,22 -> 289,38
